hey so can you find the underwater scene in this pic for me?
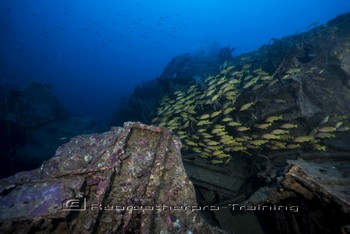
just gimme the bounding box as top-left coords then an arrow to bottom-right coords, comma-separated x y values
1,0 -> 350,233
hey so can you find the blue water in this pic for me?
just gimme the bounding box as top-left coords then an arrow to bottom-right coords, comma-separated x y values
1,0 -> 350,124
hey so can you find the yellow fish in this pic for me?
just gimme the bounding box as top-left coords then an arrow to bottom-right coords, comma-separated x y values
197,120 -> 211,126
222,117 -> 232,122
313,144 -> 326,151
280,123 -> 298,129
240,102 -> 254,111
223,107 -> 235,114
271,129 -> 289,135
237,126 -> 250,131
230,146 -> 247,151
265,115 -> 282,123
199,114 -> 210,120
262,133 -> 280,140
315,132 -> 335,138
211,159 -> 223,164
210,110 -> 222,118
228,121 -> 241,127
254,123 -> 272,129
318,126 -> 336,133
293,136 -> 314,143
185,140 -> 197,146
207,141 -> 220,146
249,140 -> 268,146
286,144 -> 300,149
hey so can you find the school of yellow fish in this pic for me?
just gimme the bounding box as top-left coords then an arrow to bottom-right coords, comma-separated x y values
152,55 -> 349,165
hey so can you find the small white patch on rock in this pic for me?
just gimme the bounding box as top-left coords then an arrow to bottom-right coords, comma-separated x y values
84,154 -> 92,162
173,219 -> 181,228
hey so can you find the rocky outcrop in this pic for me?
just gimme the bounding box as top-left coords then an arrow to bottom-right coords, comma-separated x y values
157,46 -> 234,92
0,122 -> 224,233
0,82 -> 101,178
0,82 -> 67,127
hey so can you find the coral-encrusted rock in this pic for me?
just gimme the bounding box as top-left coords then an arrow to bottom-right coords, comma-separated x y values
0,122 -> 223,233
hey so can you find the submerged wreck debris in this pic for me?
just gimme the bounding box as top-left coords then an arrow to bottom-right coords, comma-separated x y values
3,13 -> 350,233
0,122 -> 223,233
149,13 -> 350,232
151,13 -> 350,165
238,157 -> 350,234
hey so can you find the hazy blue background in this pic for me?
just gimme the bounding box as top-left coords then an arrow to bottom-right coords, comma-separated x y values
1,0 -> 350,124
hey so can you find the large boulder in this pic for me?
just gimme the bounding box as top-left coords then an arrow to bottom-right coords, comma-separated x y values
0,122 -> 224,233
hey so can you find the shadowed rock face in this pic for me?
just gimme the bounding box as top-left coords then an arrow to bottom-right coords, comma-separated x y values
341,52 -> 350,76
0,122 -> 224,234
0,83 -> 102,178
0,82 -> 67,127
